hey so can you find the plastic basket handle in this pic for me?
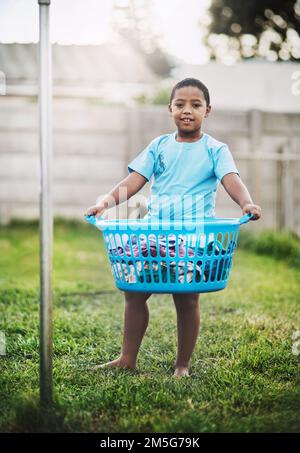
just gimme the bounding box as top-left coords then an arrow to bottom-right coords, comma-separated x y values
85,213 -> 254,226
239,212 -> 254,225
84,214 -> 106,227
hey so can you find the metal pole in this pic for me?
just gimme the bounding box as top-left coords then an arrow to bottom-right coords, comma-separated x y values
38,0 -> 53,407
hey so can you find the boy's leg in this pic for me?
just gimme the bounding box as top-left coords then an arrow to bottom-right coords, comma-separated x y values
120,291 -> 151,367
172,292 -> 200,377
92,291 -> 151,370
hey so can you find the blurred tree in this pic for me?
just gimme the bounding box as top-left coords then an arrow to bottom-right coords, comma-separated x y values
205,0 -> 300,63
112,0 -> 174,76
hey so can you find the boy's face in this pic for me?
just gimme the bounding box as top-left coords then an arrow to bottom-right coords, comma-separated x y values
168,86 -> 211,135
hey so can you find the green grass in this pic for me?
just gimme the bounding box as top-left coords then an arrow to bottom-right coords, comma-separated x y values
0,220 -> 300,433
238,229 -> 300,268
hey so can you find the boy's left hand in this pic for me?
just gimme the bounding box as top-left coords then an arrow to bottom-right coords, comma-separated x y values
242,203 -> 262,220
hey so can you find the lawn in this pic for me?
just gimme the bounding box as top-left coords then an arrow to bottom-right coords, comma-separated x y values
0,220 -> 299,433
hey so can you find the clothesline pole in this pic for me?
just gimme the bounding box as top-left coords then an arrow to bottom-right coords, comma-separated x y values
38,0 -> 53,407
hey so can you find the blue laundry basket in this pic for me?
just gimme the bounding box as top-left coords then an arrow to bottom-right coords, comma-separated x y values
85,213 -> 253,294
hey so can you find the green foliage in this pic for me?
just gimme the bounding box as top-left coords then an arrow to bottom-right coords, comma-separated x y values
134,88 -> 170,105
151,88 -> 171,105
206,0 -> 300,62
134,93 -> 149,105
0,221 -> 300,432
238,229 -> 300,267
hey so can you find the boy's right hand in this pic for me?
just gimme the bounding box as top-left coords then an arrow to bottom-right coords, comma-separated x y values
84,204 -> 107,218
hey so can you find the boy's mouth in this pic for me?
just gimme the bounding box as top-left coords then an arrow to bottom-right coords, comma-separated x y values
181,118 -> 194,124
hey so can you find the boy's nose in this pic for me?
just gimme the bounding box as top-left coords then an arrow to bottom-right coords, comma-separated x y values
183,106 -> 193,114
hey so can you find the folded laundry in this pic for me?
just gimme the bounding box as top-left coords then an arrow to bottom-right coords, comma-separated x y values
108,234 -> 236,285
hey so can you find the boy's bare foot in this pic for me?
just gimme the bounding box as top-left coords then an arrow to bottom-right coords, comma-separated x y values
173,366 -> 190,378
90,358 -> 136,371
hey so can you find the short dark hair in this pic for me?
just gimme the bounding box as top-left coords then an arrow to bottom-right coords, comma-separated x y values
169,78 -> 210,106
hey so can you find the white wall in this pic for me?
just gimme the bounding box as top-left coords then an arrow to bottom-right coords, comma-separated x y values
0,95 -> 299,234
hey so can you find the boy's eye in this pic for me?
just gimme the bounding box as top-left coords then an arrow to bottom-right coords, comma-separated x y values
174,103 -> 202,108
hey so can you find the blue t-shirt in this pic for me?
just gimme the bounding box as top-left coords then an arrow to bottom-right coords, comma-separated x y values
128,131 -> 239,220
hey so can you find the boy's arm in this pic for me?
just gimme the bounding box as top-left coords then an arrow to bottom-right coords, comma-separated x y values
221,173 -> 262,220
85,171 -> 148,217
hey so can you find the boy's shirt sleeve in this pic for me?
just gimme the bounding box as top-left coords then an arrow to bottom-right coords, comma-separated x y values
213,144 -> 240,181
128,140 -> 156,181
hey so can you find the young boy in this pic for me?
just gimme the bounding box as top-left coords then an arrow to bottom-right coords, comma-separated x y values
85,78 -> 262,378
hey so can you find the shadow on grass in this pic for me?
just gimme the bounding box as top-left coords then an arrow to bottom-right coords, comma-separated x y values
6,395 -> 71,433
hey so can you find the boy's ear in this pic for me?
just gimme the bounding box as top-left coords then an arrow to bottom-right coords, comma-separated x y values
204,105 -> 212,118
168,104 -> 172,115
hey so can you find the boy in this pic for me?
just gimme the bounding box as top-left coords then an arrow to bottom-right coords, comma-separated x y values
85,78 -> 261,377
